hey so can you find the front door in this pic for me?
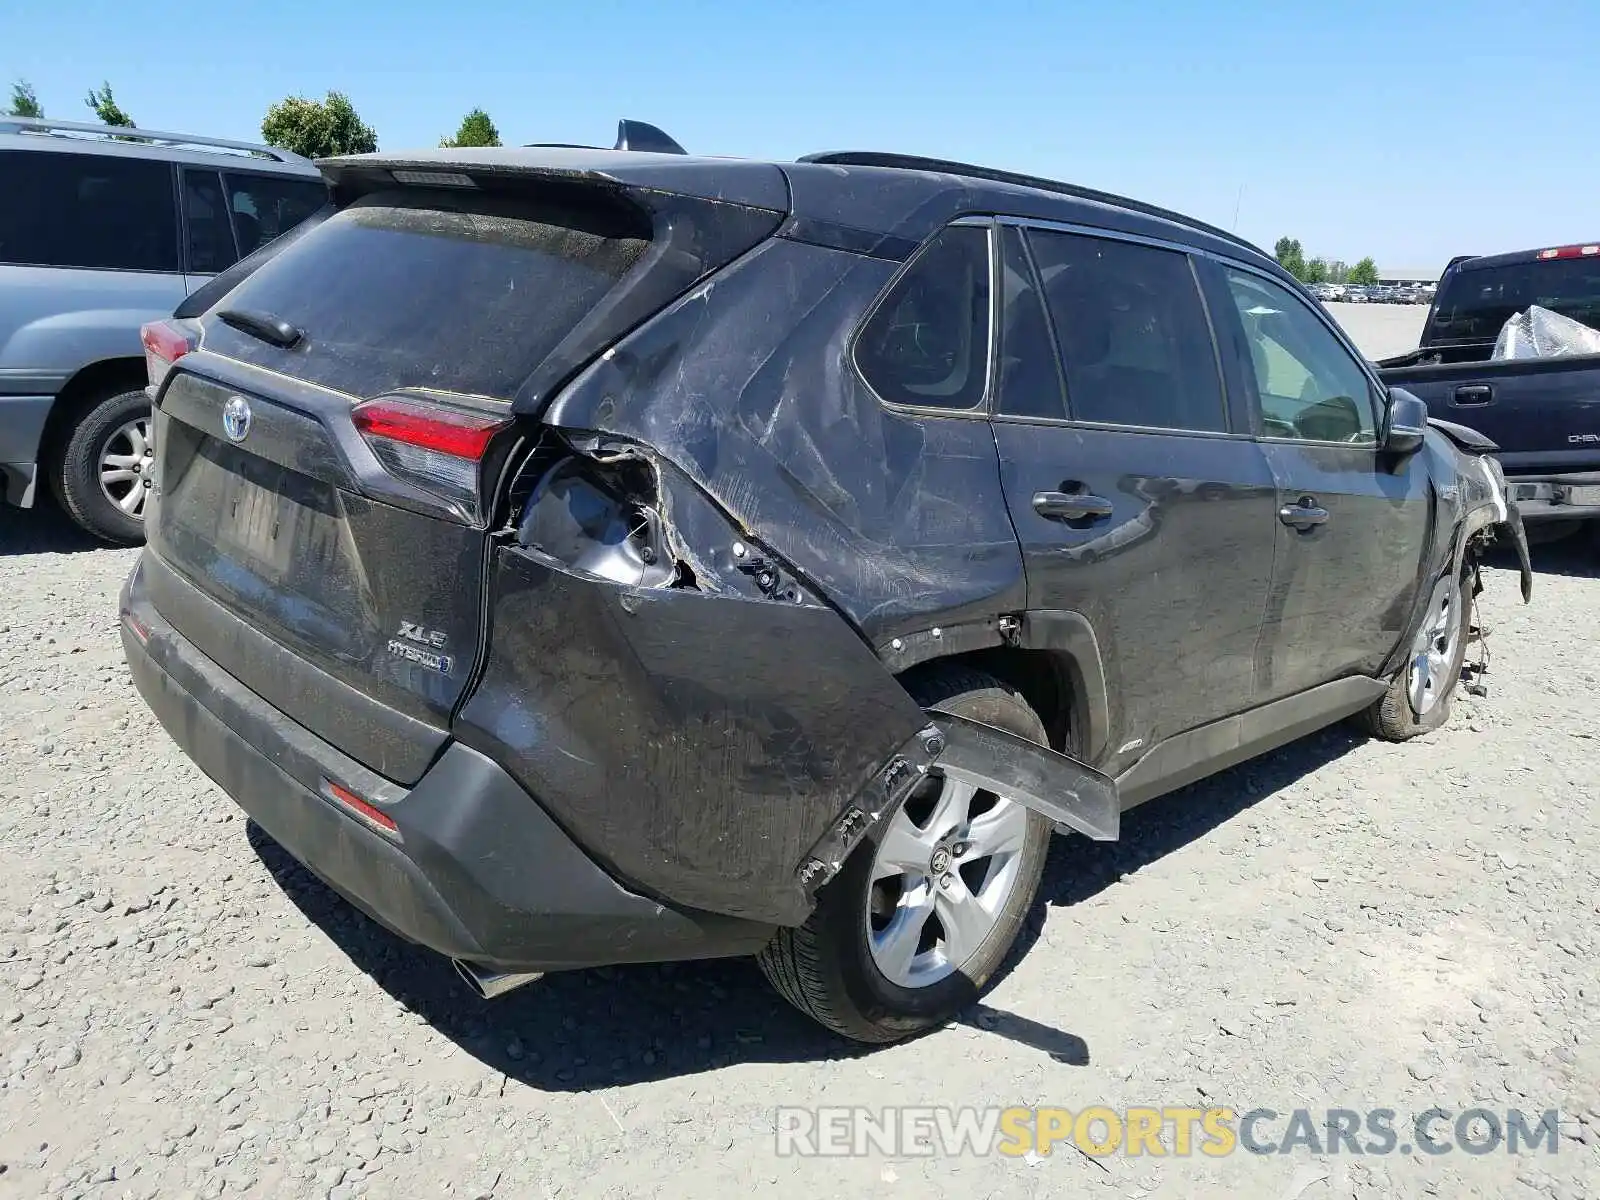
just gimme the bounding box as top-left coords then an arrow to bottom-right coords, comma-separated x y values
990,224 -> 1280,775
1209,264 -> 1433,702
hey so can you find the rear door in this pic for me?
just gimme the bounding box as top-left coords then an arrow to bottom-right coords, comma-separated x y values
1209,263 -> 1432,702
989,223 -> 1279,772
146,181 -> 668,783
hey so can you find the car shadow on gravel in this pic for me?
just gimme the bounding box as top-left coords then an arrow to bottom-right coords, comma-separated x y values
1030,722 -> 1364,915
247,822 -> 1089,1089
0,502 -> 108,556
247,729 -> 1359,1090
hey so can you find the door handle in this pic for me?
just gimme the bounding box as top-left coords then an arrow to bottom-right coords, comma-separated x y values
1453,384 -> 1493,406
1033,491 -> 1114,521
1278,500 -> 1330,530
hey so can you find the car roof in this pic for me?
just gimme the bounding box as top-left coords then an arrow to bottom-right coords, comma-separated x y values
322,143 -> 1288,280
1453,243 -> 1600,272
0,116 -> 320,176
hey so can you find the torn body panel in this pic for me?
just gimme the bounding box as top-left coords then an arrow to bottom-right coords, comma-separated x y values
454,546 -> 931,926
538,236 -> 1028,647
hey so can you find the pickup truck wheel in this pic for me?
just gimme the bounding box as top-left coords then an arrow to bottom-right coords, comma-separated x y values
51,386 -> 153,546
1356,568 -> 1471,741
757,667 -> 1052,1043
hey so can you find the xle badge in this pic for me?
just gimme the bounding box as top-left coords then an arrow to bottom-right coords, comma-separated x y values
388,620 -> 453,674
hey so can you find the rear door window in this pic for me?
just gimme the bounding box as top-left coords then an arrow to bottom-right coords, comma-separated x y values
1026,230 -> 1227,433
855,224 -> 992,411
223,172 -> 329,258
1431,257 -> 1600,341
200,187 -> 652,399
0,149 -> 179,272
183,169 -> 237,274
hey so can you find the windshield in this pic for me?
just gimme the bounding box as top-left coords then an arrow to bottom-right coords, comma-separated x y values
1430,257 -> 1600,343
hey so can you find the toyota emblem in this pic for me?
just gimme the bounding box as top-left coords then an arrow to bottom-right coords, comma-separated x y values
221,396 -> 253,443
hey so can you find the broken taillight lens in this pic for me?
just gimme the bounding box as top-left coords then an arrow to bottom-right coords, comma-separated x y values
140,320 -> 193,392
352,396 -> 510,523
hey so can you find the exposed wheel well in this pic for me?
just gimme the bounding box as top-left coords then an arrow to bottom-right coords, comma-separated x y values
39,358 -> 147,479
899,647 -> 1079,757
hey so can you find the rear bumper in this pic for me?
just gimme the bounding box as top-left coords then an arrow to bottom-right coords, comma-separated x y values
0,393 -> 52,507
1505,471 -> 1600,521
120,557 -> 777,973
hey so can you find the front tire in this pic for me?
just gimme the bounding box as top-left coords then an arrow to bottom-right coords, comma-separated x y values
757,666 -> 1052,1043
1356,567 -> 1471,741
51,387 -> 153,546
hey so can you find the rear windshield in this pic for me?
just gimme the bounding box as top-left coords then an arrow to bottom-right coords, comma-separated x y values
201,187 -> 651,399
1430,257 -> 1600,343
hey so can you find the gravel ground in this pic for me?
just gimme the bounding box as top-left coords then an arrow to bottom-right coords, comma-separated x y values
1323,303 -> 1428,362
4,321 -> 1598,1197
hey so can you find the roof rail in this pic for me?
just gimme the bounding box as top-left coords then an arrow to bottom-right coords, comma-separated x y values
799,151 -> 1261,256
0,115 -> 311,165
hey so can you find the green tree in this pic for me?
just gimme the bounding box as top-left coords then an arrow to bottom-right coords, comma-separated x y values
1348,257 -> 1380,286
1273,236 -> 1307,281
84,82 -> 133,128
261,91 -> 377,159
1303,258 -> 1330,285
8,80 -> 43,118
441,107 -> 501,148
1326,260 -> 1350,284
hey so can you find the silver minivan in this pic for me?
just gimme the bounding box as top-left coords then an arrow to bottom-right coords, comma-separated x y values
0,117 -> 326,542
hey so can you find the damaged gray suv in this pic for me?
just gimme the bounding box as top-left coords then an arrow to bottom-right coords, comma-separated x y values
122,124 -> 1531,1043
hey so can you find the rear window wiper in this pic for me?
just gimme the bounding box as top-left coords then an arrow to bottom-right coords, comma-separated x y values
216,308 -> 304,350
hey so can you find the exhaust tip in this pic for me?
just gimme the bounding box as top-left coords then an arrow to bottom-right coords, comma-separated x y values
452,959 -> 544,1001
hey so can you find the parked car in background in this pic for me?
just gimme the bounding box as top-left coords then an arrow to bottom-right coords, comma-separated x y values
1344,286 -> 1370,303
1379,243 -> 1600,543
0,117 -> 327,542
123,129 -> 1529,1043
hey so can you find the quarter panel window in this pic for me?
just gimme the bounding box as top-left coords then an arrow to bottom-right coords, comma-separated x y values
855,225 -> 991,411
224,173 -> 329,258
1027,229 -> 1227,433
1223,269 -> 1379,443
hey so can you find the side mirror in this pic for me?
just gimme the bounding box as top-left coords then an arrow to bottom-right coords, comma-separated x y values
1383,389 -> 1429,455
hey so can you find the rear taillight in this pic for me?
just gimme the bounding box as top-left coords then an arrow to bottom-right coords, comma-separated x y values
140,321 -> 192,391
352,396 -> 510,522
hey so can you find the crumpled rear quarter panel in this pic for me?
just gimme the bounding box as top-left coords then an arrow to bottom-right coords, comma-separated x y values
453,548 -> 929,924
541,236 -> 1028,645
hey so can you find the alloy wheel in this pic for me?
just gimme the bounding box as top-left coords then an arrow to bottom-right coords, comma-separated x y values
1408,574 -> 1463,716
98,416 -> 155,521
866,771 -> 1029,988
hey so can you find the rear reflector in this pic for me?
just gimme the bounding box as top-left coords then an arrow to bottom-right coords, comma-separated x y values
352,396 -> 510,522
141,321 -> 193,390
323,780 -> 399,835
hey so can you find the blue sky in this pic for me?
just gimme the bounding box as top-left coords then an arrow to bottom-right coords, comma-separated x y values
6,0 -> 1598,268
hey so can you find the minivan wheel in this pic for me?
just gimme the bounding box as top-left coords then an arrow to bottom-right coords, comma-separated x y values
52,387 -> 153,545
757,667 -> 1052,1043
1355,567 -> 1471,741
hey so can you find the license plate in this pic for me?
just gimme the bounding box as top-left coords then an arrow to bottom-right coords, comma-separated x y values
217,473 -> 295,576
1564,484 -> 1600,506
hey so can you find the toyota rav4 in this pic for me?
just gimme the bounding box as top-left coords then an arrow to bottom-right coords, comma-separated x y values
122,124 -> 1531,1043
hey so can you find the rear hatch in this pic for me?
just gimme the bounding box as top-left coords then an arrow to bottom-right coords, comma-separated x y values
144,160 -> 785,783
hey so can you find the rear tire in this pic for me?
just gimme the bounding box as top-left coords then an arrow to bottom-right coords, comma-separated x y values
51,387 -> 153,546
1355,567 -> 1471,741
757,666 -> 1052,1043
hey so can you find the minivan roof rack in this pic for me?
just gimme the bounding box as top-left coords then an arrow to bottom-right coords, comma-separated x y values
799,150 -> 1261,255
0,115 -> 310,164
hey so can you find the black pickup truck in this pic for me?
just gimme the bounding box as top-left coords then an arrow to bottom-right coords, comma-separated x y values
1378,244 -> 1600,538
